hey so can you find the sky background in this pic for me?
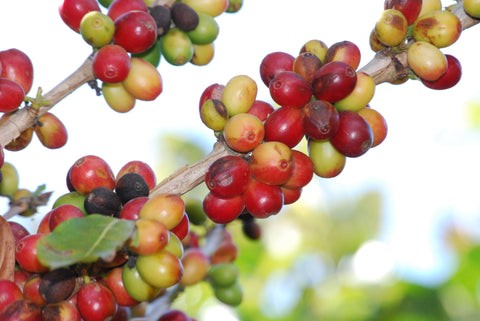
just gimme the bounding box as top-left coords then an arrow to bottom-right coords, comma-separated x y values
2,0 -> 480,288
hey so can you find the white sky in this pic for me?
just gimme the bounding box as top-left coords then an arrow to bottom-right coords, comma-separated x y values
2,0 -> 480,286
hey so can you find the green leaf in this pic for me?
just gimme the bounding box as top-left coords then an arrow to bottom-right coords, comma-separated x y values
37,214 -> 135,270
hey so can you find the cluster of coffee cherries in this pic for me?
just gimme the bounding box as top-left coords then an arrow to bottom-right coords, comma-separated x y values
371,0 -> 462,89
0,154 -> 245,320
59,0 -> 241,113
198,34 -> 392,225
0,48 -> 68,153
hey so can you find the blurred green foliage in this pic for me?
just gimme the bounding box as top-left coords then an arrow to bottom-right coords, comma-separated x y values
156,133 -> 480,321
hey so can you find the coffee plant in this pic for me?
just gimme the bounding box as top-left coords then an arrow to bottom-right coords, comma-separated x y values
1,0 -> 479,320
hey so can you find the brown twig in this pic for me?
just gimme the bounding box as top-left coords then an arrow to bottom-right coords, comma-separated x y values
0,215 -> 16,282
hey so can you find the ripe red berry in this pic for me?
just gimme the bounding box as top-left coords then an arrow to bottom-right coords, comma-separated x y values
77,283 -> 117,321
113,11 -> 157,54
205,155 -> 251,198
329,110 -> 373,158
243,179 -> 284,219
269,71 -> 312,108
93,44 -> 131,83
0,78 -> 25,113
68,155 -> 116,195
203,192 -> 244,224
260,51 -> 295,87
59,0 -> 101,33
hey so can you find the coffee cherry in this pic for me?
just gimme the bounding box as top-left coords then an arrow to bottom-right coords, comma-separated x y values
243,179 -> 284,219
102,81 -> 136,113
180,248 -> 210,286
384,0 -> 422,25
0,299 -> 42,321
269,71 -> 312,109
260,51 -> 295,87
464,0 -> 480,18
5,126 -> 33,151
59,0 -> 101,33
324,40 -> 361,70
0,78 -> 25,113
114,10 -> 157,54
171,214 -> 190,241
182,0 -> 228,17
329,110 -> 373,158
171,2 -> 199,31
34,112 -> 68,149
186,12 -> 219,45
357,106 -> 388,147
413,10 -> 462,48
48,204 -> 85,231
264,106 -> 305,148
15,234 -> 49,273
93,44 -> 131,83
334,72 -> 375,112
115,172 -> 150,204
122,57 -> 163,101
39,268 -> 77,303
203,192 -> 244,224
300,39 -> 328,63
0,162 -> 19,197
227,0 -> 243,13
420,54 -> 462,90
122,264 -> 161,302
281,186 -> 302,205
0,48 -> 34,94
205,155 -> 250,198
139,193 -> 185,229
160,28 -> 194,66
308,138 -> 346,178
222,75 -> 258,116
119,196 -> 148,220
84,186 -> 122,216
249,141 -> 294,186
149,5 -> 172,36
43,301 -> 82,321
191,43 -> 215,66
223,113 -> 265,152
293,52 -> 323,84
25,277 -> 40,300
8,221 -> 30,246
80,11 -> 115,48
0,279 -> 23,313
208,263 -> 238,287
213,281 -> 243,306
77,283 -> 117,321
407,41 -> 447,81
200,99 -> 229,131
312,61 -> 357,103
116,160 -> 157,191
164,232 -> 185,258
247,100 -> 274,122
104,267 -> 139,307
199,83 -> 225,110
68,155 -> 116,195
128,218 -> 170,255
302,100 -> 339,141
282,150 -> 314,189
136,250 -> 184,288
107,0 -> 148,22
375,9 -> 408,47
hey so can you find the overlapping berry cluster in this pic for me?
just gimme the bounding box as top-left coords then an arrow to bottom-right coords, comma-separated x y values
59,0 -> 241,113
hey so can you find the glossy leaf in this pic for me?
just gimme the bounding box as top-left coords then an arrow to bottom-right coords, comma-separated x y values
37,214 -> 135,269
